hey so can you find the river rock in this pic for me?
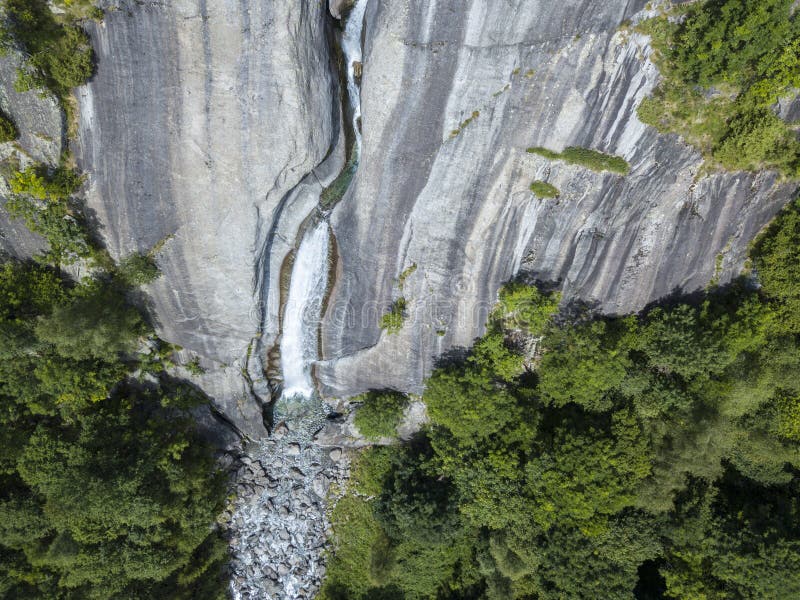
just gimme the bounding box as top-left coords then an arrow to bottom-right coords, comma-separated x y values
313,474 -> 330,497
286,442 -> 302,456
273,422 -> 290,440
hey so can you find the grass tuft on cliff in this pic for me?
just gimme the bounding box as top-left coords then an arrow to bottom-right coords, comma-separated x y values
530,180 -> 560,198
380,297 -> 407,334
527,146 -> 630,175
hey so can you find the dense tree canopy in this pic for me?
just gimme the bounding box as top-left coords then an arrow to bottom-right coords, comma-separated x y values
0,260 -> 229,599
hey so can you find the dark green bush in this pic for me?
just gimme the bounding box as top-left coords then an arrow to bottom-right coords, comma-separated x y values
117,253 -> 160,286
0,112 -> 18,142
354,390 -> 409,440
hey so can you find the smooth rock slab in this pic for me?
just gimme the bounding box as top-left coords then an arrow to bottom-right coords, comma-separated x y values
77,0 -> 337,438
317,0 -> 798,398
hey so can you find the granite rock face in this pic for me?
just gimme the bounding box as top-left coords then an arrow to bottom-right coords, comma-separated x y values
316,0 -> 798,397
76,0 -> 339,437
0,49 -> 63,259
60,0 -> 799,422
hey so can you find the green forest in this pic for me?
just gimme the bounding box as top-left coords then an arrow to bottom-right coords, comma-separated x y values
0,181 -> 230,597
322,1 -> 800,597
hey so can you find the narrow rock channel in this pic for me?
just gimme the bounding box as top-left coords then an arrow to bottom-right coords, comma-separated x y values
226,2 -> 369,597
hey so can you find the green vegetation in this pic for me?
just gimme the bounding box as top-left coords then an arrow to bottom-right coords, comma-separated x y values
529,180 -> 559,198
185,355 -> 207,376
117,252 -> 160,286
321,153 -> 357,208
526,146 -> 560,160
0,110 -> 18,142
527,146 -> 630,174
0,0 -> 97,99
5,163 -> 95,265
397,263 -> 417,290
0,259 -> 229,599
380,297 -> 407,335
637,0 -> 800,176
321,197 -> 800,598
451,111 -> 480,137
354,390 -> 410,440
6,164 -> 94,265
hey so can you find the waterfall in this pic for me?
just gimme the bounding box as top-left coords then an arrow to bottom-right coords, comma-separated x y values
342,0 -> 368,153
228,3 -> 369,598
279,222 -> 330,399
278,0 -> 367,402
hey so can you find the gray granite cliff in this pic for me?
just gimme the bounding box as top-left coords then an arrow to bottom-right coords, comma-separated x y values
76,0 -> 340,438
316,0 -> 798,397
18,0 -> 790,431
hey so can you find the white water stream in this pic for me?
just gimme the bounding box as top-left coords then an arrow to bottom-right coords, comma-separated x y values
279,222 -> 331,399
278,0 -> 367,402
342,0 -> 368,154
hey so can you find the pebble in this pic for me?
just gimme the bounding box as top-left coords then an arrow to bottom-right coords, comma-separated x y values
286,443 -> 302,456
272,422 -> 289,439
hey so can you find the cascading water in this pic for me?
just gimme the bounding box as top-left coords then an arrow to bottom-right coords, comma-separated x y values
227,3 -> 368,599
279,222 -> 331,400
342,0 -> 368,153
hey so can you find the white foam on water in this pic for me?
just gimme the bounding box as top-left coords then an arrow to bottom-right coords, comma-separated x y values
280,222 -> 330,399
342,0 -> 368,154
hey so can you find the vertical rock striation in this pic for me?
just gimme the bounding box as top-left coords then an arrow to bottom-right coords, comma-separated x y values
76,0 -> 339,437
317,0 -> 798,397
